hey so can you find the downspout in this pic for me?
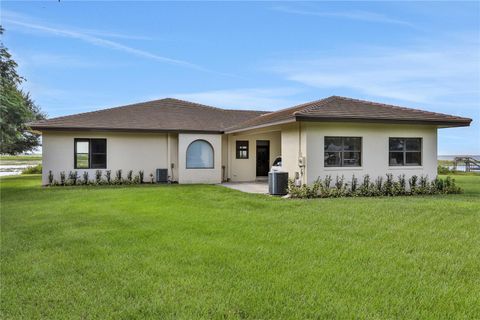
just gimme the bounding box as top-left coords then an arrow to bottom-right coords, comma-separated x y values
166,133 -> 170,181
226,134 -> 230,182
298,121 -> 305,184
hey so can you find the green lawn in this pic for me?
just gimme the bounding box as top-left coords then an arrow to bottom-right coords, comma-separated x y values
0,155 -> 42,166
1,175 -> 479,319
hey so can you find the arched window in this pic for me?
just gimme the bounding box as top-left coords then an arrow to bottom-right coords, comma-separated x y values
186,140 -> 214,169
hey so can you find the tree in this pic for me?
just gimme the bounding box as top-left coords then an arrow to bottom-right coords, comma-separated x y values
0,26 -> 45,155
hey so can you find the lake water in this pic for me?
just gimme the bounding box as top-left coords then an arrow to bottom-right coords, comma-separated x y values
0,164 -> 33,176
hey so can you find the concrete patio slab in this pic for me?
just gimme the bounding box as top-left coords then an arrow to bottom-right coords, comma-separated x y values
220,181 -> 269,194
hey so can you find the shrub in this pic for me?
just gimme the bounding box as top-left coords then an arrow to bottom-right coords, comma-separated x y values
68,171 -> 78,185
60,171 -> 66,186
48,170 -> 54,185
395,174 -> 407,195
438,165 -> 452,174
319,175 -> 332,197
133,174 -> 141,184
82,171 -> 89,185
105,170 -> 112,184
288,179 -> 319,199
287,174 -> 462,198
444,176 -> 462,194
375,176 -> 383,196
95,170 -> 102,184
359,175 -> 373,197
332,175 -> 347,197
418,175 -> 429,194
350,175 -> 358,195
115,169 -> 122,183
409,175 -> 418,193
21,164 -> 42,174
383,174 -> 394,196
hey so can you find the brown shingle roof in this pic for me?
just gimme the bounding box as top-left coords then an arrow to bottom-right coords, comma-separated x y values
226,96 -> 472,132
29,98 -> 268,133
30,96 -> 472,133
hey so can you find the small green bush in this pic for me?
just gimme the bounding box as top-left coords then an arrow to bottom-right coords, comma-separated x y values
21,164 -> 42,174
95,170 -> 102,184
438,165 -> 452,174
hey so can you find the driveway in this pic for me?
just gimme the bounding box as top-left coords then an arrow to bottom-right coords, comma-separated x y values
220,181 -> 268,194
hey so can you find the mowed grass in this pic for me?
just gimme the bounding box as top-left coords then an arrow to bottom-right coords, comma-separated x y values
1,175 -> 479,319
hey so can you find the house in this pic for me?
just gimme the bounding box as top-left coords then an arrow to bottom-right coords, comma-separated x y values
29,96 -> 472,185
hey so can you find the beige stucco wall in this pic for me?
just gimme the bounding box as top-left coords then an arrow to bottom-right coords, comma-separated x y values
226,130 -> 281,182
41,131 -> 170,185
167,133 -> 179,182
177,133 -> 222,184
304,122 -> 438,184
280,123 -> 307,184
221,135 -> 228,182
41,122 -> 438,186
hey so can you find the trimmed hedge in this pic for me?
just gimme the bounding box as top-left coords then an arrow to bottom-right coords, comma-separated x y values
288,174 -> 462,199
48,169 -> 147,186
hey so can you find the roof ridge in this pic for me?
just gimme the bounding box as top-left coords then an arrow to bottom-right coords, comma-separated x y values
163,97 -> 226,111
34,97 -> 233,124
305,95 -> 468,120
223,109 -> 269,114
292,96 -> 338,115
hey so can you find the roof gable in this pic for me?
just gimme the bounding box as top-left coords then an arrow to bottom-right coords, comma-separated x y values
226,96 -> 472,132
29,98 -> 268,133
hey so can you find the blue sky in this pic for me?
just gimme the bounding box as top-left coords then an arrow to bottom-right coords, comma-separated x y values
2,1 -> 479,155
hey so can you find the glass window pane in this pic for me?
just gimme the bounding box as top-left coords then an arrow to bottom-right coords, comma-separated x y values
325,152 -> 342,167
343,137 -> 361,151
406,138 -> 421,151
325,137 -> 342,151
389,138 -> 404,151
187,140 -> 214,168
91,139 -> 106,153
91,154 -> 106,168
406,152 -> 422,165
389,152 -> 404,166
76,141 -> 89,154
76,153 -> 89,169
343,152 -> 361,166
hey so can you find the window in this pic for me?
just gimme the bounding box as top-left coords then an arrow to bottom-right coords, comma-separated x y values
74,138 -> 107,169
236,141 -> 249,159
186,140 -> 214,169
324,137 -> 362,167
389,138 -> 422,166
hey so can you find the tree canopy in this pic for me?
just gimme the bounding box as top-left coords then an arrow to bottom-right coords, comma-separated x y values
1,26 -> 45,155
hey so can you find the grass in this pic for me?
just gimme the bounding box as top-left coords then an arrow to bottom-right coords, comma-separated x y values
1,175 -> 479,319
0,155 -> 42,161
0,155 -> 42,166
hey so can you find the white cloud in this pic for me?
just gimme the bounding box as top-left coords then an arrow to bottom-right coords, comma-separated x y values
160,88 -> 303,110
269,44 -> 480,106
272,6 -> 414,27
1,10 -> 215,73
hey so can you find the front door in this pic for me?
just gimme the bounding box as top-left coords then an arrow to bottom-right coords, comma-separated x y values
256,140 -> 270,176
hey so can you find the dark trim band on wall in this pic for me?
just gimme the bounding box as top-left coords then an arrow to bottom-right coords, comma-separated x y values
295,115 -> 472,127
31,127 -> 224,134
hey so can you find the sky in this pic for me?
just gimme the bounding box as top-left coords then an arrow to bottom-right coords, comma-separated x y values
2,1 -> 479,155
